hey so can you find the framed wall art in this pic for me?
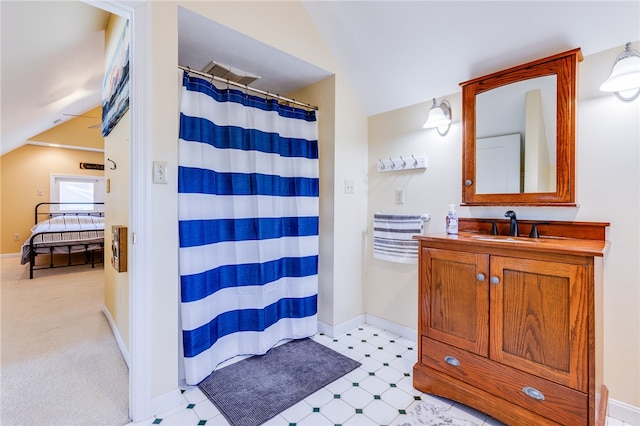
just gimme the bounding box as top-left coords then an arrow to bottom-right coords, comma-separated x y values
102,19 -> 130,137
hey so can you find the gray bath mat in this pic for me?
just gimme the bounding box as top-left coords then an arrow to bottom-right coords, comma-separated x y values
198,337 -> 361,426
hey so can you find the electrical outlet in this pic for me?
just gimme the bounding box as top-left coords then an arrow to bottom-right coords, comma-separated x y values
395,189 -> 405,204
344,179 -> 355,194
14,233 -> 20,241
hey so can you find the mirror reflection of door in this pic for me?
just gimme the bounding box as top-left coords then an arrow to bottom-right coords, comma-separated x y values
476,134 -> 521,194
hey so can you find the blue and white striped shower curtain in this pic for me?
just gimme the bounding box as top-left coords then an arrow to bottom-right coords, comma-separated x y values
178,71 -> 319,385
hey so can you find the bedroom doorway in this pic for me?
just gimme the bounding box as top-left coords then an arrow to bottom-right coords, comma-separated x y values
92,1 -> 138,421
0,1 -> 140,423
95,1 -> 154,421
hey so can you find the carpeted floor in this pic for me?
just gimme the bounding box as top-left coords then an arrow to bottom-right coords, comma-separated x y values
0,256 -> 130,425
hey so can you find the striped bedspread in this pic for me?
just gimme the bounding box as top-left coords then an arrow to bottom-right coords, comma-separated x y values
373,213 -> 423,263
20,215 -> 105,264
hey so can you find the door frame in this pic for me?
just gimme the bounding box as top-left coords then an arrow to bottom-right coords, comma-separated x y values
85,0 -> 153,421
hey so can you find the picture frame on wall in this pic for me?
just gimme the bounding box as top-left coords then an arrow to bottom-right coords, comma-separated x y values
102,19 -> 130,137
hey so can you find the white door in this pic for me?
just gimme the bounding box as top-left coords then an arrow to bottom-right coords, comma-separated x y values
476,134 -> 522,194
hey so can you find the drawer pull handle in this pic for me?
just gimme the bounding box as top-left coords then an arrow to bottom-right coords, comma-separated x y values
490,276 -> 500,285
476,273 -> 486,281
522,386 -> 545,401
444,356 -> 460,367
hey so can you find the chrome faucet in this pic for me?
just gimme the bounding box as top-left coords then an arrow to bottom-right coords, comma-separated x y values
505,210 -> 518,237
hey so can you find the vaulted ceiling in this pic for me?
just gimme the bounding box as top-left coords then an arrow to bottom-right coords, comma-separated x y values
1,1 -> 638,156
1,1 -> 109,155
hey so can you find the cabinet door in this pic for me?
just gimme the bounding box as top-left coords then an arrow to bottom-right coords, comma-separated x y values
489,256 -> 588,391
422,248 -> 489,356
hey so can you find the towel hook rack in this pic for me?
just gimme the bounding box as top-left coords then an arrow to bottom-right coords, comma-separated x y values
376,155 -> 427,173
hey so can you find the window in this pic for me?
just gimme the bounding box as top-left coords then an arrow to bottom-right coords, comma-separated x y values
50,174 -> 105,211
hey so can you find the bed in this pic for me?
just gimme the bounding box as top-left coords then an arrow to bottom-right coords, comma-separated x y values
20,202 -> 105,279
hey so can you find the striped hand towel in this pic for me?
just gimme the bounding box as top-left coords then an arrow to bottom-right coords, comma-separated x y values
373,213 -> 423,264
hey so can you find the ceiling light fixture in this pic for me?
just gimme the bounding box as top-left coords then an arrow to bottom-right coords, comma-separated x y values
423,98 -> 452,136
600,42 -> 640,102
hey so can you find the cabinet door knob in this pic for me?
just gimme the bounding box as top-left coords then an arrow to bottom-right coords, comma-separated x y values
476,273 -> 486,281
465,179 -> 473,187
490,276 -> 500,284
522,386 -> 545,400
444,356 -> 460,367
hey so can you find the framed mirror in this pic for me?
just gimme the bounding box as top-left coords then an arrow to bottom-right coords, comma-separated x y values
460,48 -> 582,206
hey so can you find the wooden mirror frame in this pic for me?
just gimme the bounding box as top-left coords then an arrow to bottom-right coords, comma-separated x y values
460,48 -> 583,206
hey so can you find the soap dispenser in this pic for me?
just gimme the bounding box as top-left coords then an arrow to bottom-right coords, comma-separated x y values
446,204 -> 458,234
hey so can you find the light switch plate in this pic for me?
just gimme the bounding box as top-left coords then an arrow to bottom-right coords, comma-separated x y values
395,189 -> 405,204
153,161 -> 168,184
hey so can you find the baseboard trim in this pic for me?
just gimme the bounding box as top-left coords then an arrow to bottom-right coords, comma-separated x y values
1,252 -> 20,258
609,398 -> 640,425
102,305 -> 131,368
318,315 -> 365,338
317,314 -> 418,342
150,388 -> 182,418
364,314 -> 418,342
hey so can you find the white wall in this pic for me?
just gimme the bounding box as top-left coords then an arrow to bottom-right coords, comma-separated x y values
576,46 -> 639,412
367,44 -> 640,410
147,3 -> 181,401
292,73 -> 368,329
331,75 -> 368,326
367,96 -> 463,328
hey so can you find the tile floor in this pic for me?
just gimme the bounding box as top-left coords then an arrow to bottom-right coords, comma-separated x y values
130,324 -> 629,426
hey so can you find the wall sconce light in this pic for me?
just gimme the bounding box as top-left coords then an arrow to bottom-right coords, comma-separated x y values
600,42 -> 640,102
423,98 -> 452,136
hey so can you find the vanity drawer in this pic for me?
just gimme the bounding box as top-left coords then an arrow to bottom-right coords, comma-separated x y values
421,337 -> 588,425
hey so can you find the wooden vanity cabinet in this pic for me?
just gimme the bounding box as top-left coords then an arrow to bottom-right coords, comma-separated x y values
414,231 -> 608,426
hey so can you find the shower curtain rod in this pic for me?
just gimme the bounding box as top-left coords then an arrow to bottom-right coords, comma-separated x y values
179,65 -> 318,111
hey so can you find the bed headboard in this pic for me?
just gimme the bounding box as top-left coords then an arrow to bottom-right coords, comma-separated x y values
35,202 -> 105,224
